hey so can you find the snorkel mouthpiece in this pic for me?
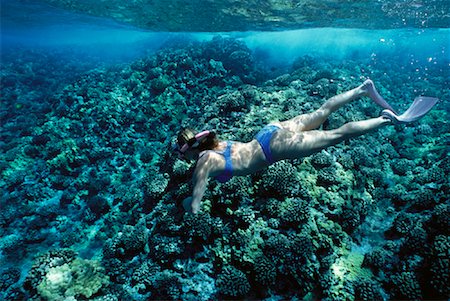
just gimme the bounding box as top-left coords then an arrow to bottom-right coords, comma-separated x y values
179,143 -> 190,154
179,130 -> 210,154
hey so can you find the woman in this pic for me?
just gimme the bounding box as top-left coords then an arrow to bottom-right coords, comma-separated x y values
176,80 -> 438,214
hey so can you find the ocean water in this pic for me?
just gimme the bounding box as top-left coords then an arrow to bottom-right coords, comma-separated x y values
1,1 -> 449,300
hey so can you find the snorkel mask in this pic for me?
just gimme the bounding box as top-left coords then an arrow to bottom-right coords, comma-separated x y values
176,130 -> 210,157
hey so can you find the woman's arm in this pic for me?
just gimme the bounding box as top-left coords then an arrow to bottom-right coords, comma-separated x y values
187,153 -> 214,214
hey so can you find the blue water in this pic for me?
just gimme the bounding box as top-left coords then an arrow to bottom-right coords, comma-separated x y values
2,1 -> 449,66
1,1 -> 449,300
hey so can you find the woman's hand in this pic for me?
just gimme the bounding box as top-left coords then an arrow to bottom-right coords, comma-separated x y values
182,197 -> 200,214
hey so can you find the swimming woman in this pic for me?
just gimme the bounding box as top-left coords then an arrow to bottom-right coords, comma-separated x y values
176,80 -> 438,214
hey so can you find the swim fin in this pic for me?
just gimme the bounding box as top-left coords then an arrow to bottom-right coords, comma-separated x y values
381,96 -> 438,124
365,81 -> 397,113
373,96 -> 397,114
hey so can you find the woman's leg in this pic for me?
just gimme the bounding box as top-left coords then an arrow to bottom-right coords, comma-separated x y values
279,80 -> 378,132
273,116 -> 391,159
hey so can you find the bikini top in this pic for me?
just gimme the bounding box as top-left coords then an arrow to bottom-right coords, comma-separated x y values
211,141 -> 234,183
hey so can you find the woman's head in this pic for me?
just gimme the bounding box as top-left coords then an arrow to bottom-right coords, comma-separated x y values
177,128 -> 196,150
176,128 -> 218,159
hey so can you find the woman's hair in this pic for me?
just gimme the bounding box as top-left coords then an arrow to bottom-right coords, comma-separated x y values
177,128 -> 196,148
177,128 -> 218,152
199,131 -> 219,151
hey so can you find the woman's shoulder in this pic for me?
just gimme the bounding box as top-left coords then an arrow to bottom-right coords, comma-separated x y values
196,150 -> 226,175
198,150 -> 222,164
198,150 -> 213,159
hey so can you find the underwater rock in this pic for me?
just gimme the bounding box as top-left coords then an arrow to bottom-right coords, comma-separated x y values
86,195 -> 110,217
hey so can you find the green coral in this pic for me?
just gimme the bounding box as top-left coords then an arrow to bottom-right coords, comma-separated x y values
253,254 -> 277,286
216,266 -> 250,297
320,249 -> 375,300
277,198 -> 310,227
317,166 -> 341,186
0,268 -> 21,292
142,168 -> 169,198
430,258 -> 449,297
390,271 -> 422,300
311,151 -> 333,168
46,139 -> 84,174
259,161 -> 300,197
148,269 -> 181,300
150,75 -> 171,93
429,235 -> 450,296
103,224 -> 149,259
215,175 -> 254,206
36,258 -> 109,300
217,90 -> 250,114
391,158 -> 414,175
354,278 -> 384,301
390,212 -> 417,236
24,249 -> 77,295
131,260 -> 161,293
183,212 -> 214,241
149,234 -> 184,263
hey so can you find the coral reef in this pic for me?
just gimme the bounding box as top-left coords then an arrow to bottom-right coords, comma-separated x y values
22,249 -> 109,300
1,36 -> 448,300
216,266 -> 250,298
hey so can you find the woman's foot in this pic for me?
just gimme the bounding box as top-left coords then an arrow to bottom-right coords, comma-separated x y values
359,79 -> 397,113
360,79 -> 378,97
381,109 -> 401,124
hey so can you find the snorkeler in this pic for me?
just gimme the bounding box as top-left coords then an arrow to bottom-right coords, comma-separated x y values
176,80 -> 438,214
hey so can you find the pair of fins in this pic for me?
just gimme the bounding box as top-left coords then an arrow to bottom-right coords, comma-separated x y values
368,80 -> 439,124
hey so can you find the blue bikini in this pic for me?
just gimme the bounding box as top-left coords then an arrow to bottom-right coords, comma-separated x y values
255,124 -> 280,165
214,141 -> 234,183
213,125 -> 281,183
